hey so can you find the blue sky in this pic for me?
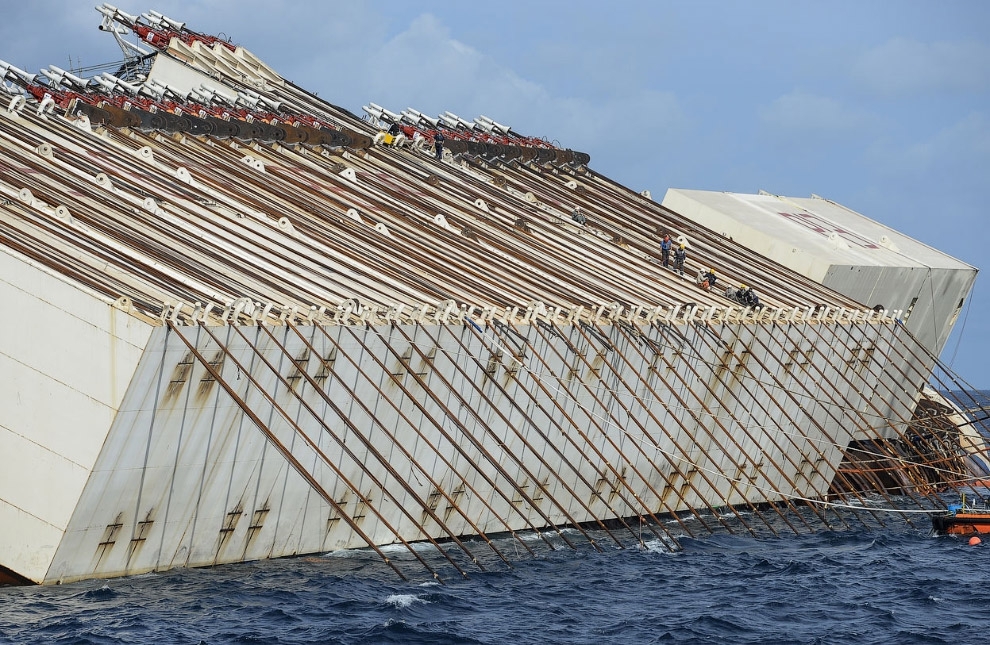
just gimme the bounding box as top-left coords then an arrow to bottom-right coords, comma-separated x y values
2,1 -> 988,386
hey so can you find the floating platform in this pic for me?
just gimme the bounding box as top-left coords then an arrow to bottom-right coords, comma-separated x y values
932,498 -> 990,536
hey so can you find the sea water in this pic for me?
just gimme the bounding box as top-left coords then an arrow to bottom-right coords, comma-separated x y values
1,393 -> 987,645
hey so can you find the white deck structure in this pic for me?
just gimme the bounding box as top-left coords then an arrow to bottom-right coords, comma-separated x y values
662,189 -> 978,354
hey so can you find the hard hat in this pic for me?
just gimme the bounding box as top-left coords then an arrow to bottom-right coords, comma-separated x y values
739,284 -> 746,289
679,243 -> 685,249
710,268 -> 716,274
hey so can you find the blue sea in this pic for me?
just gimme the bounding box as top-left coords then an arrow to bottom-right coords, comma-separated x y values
2,392 -> 988,645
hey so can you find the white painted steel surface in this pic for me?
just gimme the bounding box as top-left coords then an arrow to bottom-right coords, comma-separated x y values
32,312 -> 911,584
0,247 -> 152,583
661,188 -> 977,355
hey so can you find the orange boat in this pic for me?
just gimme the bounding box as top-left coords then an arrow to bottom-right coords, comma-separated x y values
932,500 -> 990,536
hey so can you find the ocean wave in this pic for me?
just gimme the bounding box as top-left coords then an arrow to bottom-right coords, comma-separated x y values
3,526 -> 989,644
384,593 -> 425,609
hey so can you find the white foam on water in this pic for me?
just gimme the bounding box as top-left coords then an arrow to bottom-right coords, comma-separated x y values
643,538 -> 681,555
385,593 -> 424,608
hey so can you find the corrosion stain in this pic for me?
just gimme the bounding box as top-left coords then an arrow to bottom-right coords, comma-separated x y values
217,503 -> 244,551
127,510 -> 156,557
195,351 -> 224,400
164,352 -> 195,402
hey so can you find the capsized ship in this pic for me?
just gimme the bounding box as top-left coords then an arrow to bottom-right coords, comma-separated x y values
0,5 -> 986,585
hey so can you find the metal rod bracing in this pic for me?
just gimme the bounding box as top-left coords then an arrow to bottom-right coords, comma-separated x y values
718,319 -> 894,524
369,321 -> 603,551
225,322 -> 479,579
585,173 -> 835,306
306,148 -> 648,308
0,125 -> 272,306
501,319 -> 709,536
500,315 -> 739,535
2,74 -> 973,543
321,322 -> 570,552
503,160 -> 847,312
685,321 -> 851,529
4,116 -> 416,309
149,126 -> 612,310
164,321 -> 413,580
730,320 -> 897,526
419,319 -> 671,547
281,322 -> 534,562
183,321 -> 464,581
705,319 -> 881,524
254,323 -> 492,564
663,321 -> 822,530
421,321 -> 639,547
607,318 -> 781,533
923,359 -> 990,491
819,319 -> 940,495
562,319 -> 778,536
799,318 -> 943,508
615,319 -> 826,533
148,128 -> 593,308
486,319 -> 691,542
767,317 -> 949,520
221,126 -> 808,310
561,318 -> 736,534
0,105 -> 871,327
120,130 -> 425,304
835,320 -> 975,498
334,164 -> 605,306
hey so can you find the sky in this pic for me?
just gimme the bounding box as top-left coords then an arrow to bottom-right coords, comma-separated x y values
1,1 -> 988,386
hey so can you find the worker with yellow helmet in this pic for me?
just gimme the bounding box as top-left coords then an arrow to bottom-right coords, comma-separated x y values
700,267 -> 717,291
673,242 -> 687,275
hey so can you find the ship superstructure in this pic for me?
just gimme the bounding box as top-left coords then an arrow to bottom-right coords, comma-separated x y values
0,6 -> 985,585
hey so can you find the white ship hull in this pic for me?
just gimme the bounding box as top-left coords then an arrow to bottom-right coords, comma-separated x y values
1,253 -> 926,583
0,4 -> 980,585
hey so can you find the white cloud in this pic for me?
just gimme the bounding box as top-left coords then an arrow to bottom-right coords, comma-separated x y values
759,91 -> 873,135
345,13 -> 686,162
362,15 -> 547,118
852,38 -> 990,97
867,111 -> 990,177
